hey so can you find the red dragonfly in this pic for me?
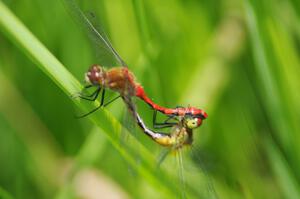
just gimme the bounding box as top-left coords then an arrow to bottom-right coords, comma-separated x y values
65,0 -> 207,143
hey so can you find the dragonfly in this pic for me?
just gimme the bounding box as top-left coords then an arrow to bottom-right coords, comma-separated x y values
64,1 -> 213,197
134,107 -> 199,148
64,0 -> 208,133
132,107 -> 217,198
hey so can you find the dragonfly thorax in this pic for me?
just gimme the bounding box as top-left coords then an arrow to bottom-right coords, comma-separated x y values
170,123 -> 193,149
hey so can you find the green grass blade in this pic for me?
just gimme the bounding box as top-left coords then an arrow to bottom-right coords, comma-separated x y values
0,2 -> 179,198
0,2 -> 79,96
266,138 -> 300,199
245,0 -> 300,198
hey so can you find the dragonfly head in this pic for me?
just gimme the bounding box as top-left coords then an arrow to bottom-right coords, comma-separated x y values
85,64 -> 104,85
184,109 -> 208,129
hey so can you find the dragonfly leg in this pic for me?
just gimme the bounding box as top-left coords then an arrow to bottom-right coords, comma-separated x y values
72,85 -> 101,101
153,110 -> 178,129
75,88 -> 105,118
76,89 -> 121,118
99,88 -> 105,106
103,95 -> 121,106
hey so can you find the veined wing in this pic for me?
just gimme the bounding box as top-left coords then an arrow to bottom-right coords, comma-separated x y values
63,0 -> 127,67
190,146 -> 219,199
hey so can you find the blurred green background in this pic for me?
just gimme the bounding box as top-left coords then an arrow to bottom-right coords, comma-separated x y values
0,0 -> 300,198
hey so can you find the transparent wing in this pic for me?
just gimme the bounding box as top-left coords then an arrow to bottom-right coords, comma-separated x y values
118,106 -> 139,176
120,102 -> 138,145
176,149 -> 188,199
63,0 -> 127,67
190,146 -> 219,199
156,148 -> 188,198
156,148 -> 172,167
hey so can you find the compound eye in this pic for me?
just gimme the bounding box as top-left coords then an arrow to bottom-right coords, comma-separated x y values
197,118 -> 202,126
186,118 -> 201,129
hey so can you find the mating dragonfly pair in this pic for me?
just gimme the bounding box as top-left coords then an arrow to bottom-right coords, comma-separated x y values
67,0 -> 207,150
78,64 -> 207,150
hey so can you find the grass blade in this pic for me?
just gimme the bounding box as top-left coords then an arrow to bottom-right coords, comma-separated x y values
0,2 -> 179,198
